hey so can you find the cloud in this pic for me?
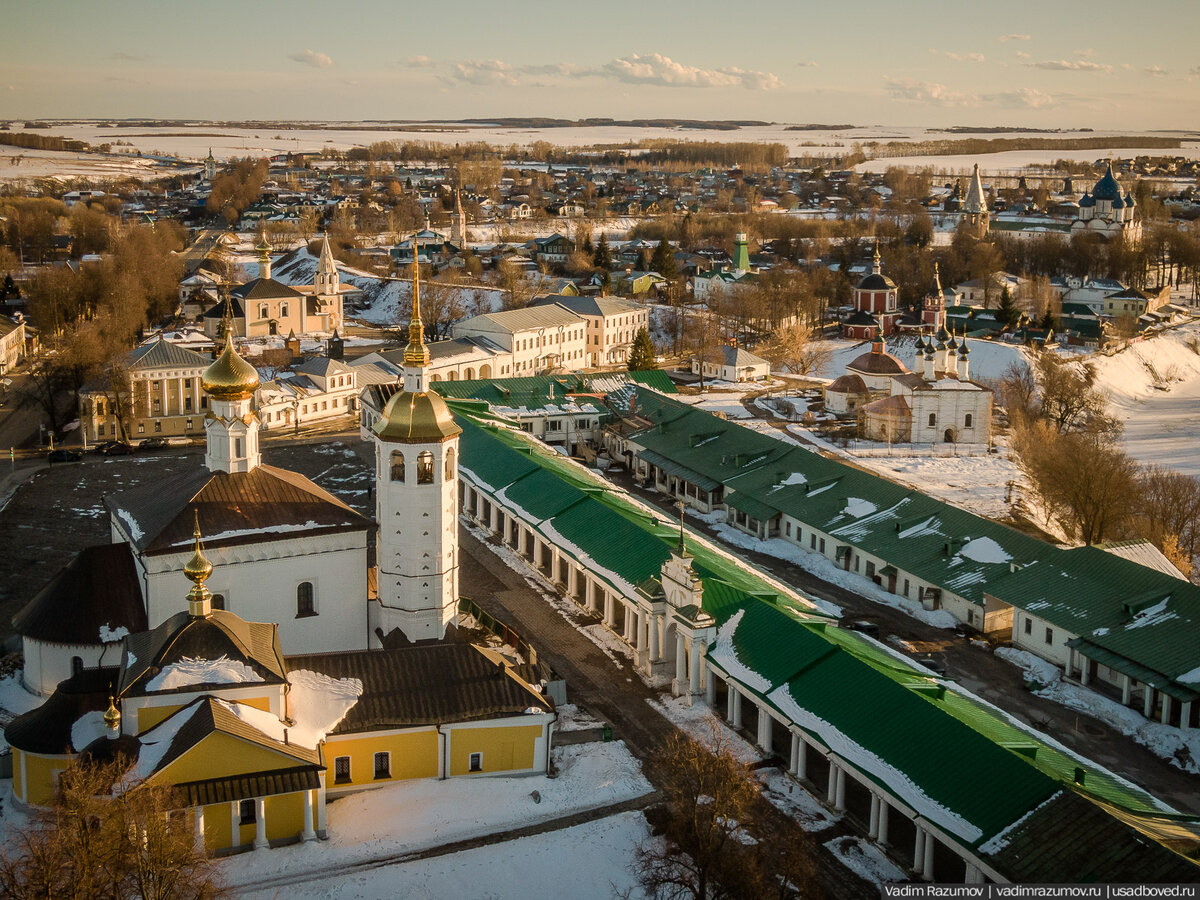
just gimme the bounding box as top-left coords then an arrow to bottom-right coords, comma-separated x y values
288,48 -> 333,69
1144,65 -> 1168,77
1027,59 -> 1112,73
796,61 -> 819,68
450,59 -> 518,86
1074,47 -> 1097,58
404,55 -> 435,68
884,78 -> 976,107
1015,51 -> 1030,59
601,53 -> 782,90
998,33 -> 1031,41
983,88 -> 1057,109
110,51 -> 149,62
943,51 -> 985,63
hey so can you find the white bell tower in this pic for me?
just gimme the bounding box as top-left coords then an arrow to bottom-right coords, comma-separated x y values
202,322 -> 262,474
370,255 -> 462,644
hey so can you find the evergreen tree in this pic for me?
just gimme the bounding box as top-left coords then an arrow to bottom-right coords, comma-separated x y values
636,249 -> 650,272
651,239 -> 677,278
997,286 -> 1022,328
593,235 -> 612,270
580,231 -> 593,256
627,326 -> 657,371
1039,308 -> 1058,332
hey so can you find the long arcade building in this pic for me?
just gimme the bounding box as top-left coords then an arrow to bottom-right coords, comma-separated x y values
448,395 -> 1199,883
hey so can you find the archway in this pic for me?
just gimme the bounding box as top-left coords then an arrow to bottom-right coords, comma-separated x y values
464,367 -> 475,380
944,428 -> 955,443
479,364 -> 492,378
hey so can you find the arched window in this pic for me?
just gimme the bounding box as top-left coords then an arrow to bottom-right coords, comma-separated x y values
297,582 -> 315,617
964,413 -> 973,428
390,451 -> 405,482
280,303 -> 289,318
928,413 -> 936,427
259,304 -> 269,319
445,446 -> 456,481
211,593 -> 226,610
417,450 -> 434,484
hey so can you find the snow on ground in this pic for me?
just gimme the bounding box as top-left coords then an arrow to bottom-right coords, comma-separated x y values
221,740 -> 652,890
555,703 -> 605,732
813,334 -> 1028,384
239,811 -> 651,900
994,647 -> 1200,775
0,673 -> 45,753
1086,319 -> 1200,476
822,836 -> 907,885
708,521 -> 966,627
849,452 -> 1024,521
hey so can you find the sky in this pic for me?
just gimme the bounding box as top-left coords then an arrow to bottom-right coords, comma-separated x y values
2,0 -> 1198,129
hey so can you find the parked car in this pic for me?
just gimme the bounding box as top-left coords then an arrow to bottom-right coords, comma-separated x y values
916,655 -> 948,677
138,437 -> 169,451
47,449 -> 83,463
845,620 -> 880,638
100,442 -> 134,456
91,440 -> 119,455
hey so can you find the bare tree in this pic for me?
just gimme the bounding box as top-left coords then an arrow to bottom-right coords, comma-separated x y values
759,322 -> 830,377
0,756 -> 224,900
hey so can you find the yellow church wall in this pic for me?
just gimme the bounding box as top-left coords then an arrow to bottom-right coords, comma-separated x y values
323,727 -> 438,791
201,803 -> 232,853
265,792 -> 305,842
136,694 -> 272,733
447,724 -> 542,776
15,749 -> 74,806
154,732 -> 310,785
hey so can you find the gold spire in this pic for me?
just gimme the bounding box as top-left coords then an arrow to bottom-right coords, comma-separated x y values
184,510 -> 214,618
103,694 -> 121,735
404,245 -> 430,368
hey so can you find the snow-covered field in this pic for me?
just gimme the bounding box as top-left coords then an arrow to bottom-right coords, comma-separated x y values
855,145 -> 1200,176
0,146 -> 184,183
1087,319 -> 1200,476
851,453 -> 1023,521
241,811 -> 652,900
220,740 -> 652,891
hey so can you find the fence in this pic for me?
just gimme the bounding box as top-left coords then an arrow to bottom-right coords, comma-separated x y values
457,596 -> 540,669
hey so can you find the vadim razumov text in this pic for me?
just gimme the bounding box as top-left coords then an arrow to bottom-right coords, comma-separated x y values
881,885 -> 1200,899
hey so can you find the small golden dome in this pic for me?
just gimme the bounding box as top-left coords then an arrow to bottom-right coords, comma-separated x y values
184,515 -> 213,586
374,390 -> 462,443
103,694 -> 121,731
202,333 -> 259,400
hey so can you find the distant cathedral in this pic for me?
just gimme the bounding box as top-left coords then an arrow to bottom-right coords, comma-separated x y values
1072,162 -> 1142,243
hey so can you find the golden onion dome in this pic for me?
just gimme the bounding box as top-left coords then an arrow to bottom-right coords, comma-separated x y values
202,334 -> 259,400
103,694 -> 121,731
374,389 -> 462,443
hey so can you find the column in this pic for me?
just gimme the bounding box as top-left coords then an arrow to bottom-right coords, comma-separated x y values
161,379 -> 169,417
194,807 -> 205,852
253,798 -> 267,849
793,734 -> 807,780
826,763 -> 837,804
302,789 -> 316,841
877,797 -> 889,846
624,605 -> 635,643
1161,694 -> 1172,726
868,795 -> 880,840
705,670 -> 716,708
636,611 -> 647,652
1143,685 -> 1155,719
585,578 -> 597,612
648,612 -> 659,661
568,565 -> 579,598
757,708 -> 771,751
729,688 -> 742,729
922,829 -> 935,881
1080,655 -> 1091,686
964,863 -> 983,884
1121,674 -> 1132,706
689,640 -> 703,695
834,766 -> 846,811
914,828 -> 926,878
1183,701 -> 1193,730
675,632 -> 687,685
177,376 -> 184,419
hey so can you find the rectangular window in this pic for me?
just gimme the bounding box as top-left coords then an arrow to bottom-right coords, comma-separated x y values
98,425 -> 105,436
1045,627 -> 1053,645
137,423 -> 145,434
785,521 -> 791,537
154,421 -> 162,433
334,756 -> 351,784
374,752 -> 390,779
239,799 -> 256,824
810,534 -> 816,550
865,561 -> 875,578
903,579 -> 910,597
186,419 -> 193,430
1023,617 -> 1032,636
185,397 -> 193,411
819,538 -> 825,554
468,752 -> 483,773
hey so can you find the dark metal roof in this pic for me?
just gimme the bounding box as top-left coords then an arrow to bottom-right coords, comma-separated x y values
985,791 -> 1200,881
5,667 -> 118,754
856,273 -> 896,290
231,278 -> 304,301
140,696 -> 318,776
201,296 -> 245,320
105,464 -> 371,556
13,543 -> 147,644
177,766 -> 320,806
119,610 -> 287,696
847,350 -> 907,375
284,644 -> 552,734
